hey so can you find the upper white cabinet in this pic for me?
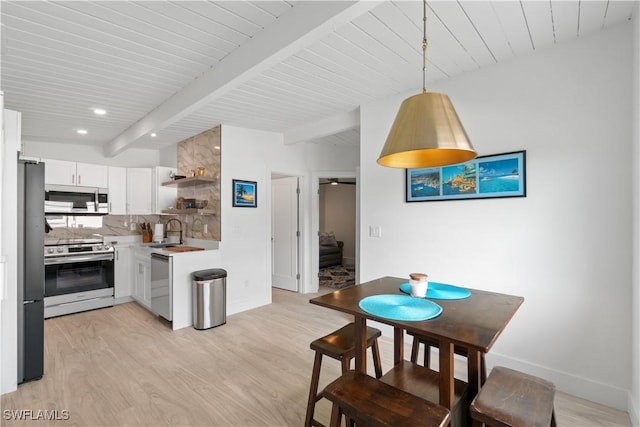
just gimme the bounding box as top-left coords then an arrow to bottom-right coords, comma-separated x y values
153,167 -> 177,214
108,166 -> 127,215
44,159 -> 108,188
76,162 -> 108,187
126,168 -> 152,214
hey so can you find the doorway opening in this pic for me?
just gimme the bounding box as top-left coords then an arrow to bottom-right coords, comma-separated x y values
313,172 -> 357,293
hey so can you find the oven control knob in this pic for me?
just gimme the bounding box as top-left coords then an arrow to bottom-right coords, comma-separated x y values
47,248 -> 54,254
103,244 -> 110,250
96,245 -> 103,250
56,247 -> 63,253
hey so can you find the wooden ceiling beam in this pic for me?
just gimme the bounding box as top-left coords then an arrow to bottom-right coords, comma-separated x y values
104,1 -> 380,157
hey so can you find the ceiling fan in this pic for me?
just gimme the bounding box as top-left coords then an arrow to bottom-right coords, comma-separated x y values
320,178 -> 356,186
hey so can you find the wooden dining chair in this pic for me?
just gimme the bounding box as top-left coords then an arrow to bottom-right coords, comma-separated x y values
304,323 -> 383,427
321,370 -> 451,427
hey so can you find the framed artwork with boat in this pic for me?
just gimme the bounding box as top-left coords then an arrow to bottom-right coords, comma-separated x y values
406,151 -> 526,202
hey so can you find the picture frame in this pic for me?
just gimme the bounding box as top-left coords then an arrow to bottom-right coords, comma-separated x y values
406,150 -> 526,202
232,179 -> 257,208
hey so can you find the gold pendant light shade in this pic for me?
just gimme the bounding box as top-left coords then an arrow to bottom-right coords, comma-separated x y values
377,92 -> 477,168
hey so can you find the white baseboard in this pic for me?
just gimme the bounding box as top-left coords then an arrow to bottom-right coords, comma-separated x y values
488,352 -> 629,411
628,391 -> 639,427
114,296 -> 134,305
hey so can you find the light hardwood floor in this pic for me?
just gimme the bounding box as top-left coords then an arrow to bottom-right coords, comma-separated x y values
2,288 -> 632,426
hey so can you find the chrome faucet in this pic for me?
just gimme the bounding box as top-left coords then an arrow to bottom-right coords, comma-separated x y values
165,218 -> 183,245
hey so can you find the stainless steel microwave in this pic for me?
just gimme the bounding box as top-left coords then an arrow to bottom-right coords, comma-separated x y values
45,185 -> 108,215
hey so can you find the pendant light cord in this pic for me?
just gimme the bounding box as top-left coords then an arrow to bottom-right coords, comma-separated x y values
422,0 -> 428,94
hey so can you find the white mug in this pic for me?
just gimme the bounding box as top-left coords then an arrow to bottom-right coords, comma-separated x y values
410,279 -> 428,298
409,273 -> 428,298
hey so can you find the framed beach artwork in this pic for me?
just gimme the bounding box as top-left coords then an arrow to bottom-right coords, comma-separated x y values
406,151 -> 526,202
232,179 -> 257,208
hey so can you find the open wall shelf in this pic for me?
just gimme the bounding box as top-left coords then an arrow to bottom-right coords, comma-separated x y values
161,176 -> 216,187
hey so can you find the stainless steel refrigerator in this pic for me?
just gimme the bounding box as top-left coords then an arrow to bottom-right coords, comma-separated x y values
17,160 -> 44,383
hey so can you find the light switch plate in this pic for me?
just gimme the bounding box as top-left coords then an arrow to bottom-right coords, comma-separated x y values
369,225 -> 381,238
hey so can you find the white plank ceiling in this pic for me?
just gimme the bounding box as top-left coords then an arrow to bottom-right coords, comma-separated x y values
1,1 -> 636,154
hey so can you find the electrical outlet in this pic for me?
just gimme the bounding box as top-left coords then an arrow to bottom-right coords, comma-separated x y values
130,222 -> 136,231
203,224 -> 208,234
369,226 -> 381,238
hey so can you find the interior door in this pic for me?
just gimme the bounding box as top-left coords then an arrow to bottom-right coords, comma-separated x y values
271,176 -> 299,291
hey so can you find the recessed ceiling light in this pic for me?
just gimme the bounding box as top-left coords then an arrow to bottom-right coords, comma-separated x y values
76,129 -> 88,135
150,133 -> 157,137
93,108 -> 107,115
214,145 -> 220,150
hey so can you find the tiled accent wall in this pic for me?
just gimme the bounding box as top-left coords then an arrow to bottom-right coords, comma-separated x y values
176,125 -> 221,240
45,214 -> 218,242
45,215 -> 160,241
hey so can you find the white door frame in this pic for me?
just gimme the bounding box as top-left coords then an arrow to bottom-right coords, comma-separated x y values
310,170 -> 358,293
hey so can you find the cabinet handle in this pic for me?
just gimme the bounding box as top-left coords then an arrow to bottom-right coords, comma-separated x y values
78,175 -> 81,185
72,174 -> 75,184
109,202 -> 112,213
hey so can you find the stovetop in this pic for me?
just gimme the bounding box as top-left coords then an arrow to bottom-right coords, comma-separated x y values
44,237 -> 103,246
44,238 -> 114,257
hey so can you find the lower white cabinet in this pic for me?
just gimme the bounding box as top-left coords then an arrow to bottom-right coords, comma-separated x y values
132,250 -> 151,309
114,246 -> 131,300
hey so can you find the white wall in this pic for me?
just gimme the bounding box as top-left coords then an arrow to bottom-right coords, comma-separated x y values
220,125 -> 357,313
631,10 -> 640,427
1,109 -> 19,394
360,23 -> 633,410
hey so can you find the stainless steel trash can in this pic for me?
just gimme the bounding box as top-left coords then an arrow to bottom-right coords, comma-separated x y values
192,268 -> 227,330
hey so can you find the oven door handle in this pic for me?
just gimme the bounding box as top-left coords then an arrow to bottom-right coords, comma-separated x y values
45,253 -> 114,265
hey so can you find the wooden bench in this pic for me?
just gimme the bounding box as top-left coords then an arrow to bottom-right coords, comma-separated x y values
304,323 -> 383,427
321,370 -> 451,427
470,366 -> 556,427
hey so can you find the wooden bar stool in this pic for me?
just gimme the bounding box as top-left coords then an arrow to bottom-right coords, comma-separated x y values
470,366 -> 557,427
304,323 -> 383,427
379,360 -> 469,427
322,370 -> 451,427
408,331 -> 487,383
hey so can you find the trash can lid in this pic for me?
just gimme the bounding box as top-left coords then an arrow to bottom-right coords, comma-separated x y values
192,268 -> 227,281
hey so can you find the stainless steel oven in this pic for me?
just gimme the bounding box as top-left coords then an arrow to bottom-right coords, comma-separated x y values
44,239 -> 114,318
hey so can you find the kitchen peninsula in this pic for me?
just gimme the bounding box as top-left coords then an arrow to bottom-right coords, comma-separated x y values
125,239 -> 221,331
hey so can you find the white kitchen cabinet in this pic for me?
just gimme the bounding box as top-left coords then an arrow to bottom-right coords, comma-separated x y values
132,250 -> 151,309
44,159 -> 76,186
114,245 -> 132,301
44,159 -> 108,188
108,166 -> 127,214
76,162 -> 108,187
153,166 -> 177,214
126,168 -> 152,214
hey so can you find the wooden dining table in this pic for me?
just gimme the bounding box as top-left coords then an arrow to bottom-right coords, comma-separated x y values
310,276 -> 524,418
